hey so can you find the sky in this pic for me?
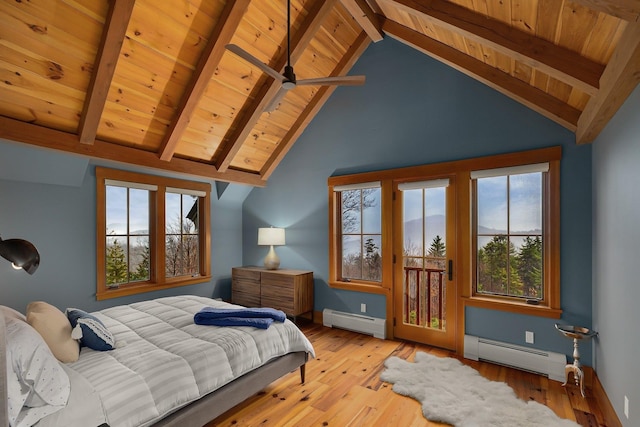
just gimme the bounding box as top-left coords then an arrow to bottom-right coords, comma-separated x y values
106,186 -> 192,235
477,172 -> 542,233
340,173 -> 542,256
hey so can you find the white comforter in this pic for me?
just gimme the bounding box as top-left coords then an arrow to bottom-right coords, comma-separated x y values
37,295 -> 315,427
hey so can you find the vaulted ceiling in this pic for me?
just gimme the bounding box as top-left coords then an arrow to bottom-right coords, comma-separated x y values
1,0 -> 638,186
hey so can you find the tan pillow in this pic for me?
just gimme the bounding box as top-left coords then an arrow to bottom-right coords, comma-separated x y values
26,301 -> 79,363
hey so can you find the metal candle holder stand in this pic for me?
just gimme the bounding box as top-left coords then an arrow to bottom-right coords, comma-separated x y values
555,324 -> 598,397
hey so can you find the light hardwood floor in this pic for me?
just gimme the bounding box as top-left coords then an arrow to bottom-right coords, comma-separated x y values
206,323 -> 613,426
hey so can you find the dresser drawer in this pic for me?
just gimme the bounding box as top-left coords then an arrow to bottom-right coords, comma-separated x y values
261,273 -> 294,291
261,281 -> 295,315
260,296 -> 294,315
232,267 -> 261,282
232,290 -> 260,307
233,278 -> 259,294
231,267 -> 313,319
231,267 -> 261,307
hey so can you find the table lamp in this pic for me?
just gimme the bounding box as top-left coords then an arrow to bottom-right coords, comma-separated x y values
258,227 -> 285,270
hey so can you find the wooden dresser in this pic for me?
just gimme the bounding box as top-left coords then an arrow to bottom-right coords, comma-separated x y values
231,266 -> 314,322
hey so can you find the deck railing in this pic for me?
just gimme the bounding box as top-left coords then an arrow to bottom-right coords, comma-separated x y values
403,266 -> 445,329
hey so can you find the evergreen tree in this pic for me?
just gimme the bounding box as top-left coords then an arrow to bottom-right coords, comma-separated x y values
509,245 -> 523,296
428,235 -> 446,257
364,237 -> 377,257
479,235 -> 509,294
106,238 -> 128,286
363,237 -> 381,281
130,243 -> 150,281
517,236 -> 542,298
426,235 -> 446,271
478,235 -> 523,296
477,246 -> 487,293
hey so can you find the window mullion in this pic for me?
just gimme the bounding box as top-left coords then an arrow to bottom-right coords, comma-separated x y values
126,188 -> 131,284
506,176 -> 511,296
157,186 -> 167,284
360,189 -> 365,280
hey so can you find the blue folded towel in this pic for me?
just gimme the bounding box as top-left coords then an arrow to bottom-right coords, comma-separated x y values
194,307 -> 286,323
196,316 -> 274,329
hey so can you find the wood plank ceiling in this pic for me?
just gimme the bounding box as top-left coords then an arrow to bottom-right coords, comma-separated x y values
0,0 -> 638,186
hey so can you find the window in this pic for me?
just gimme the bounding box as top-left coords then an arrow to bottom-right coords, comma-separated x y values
472,164 -> 546,301
328,146 -> 561,318
165,189 -> 205,279
96,167 -> 211,300
469,159 -> 560,314
105,182 -> 152,286
328,180 -> 392,293
337,182 -> 382,282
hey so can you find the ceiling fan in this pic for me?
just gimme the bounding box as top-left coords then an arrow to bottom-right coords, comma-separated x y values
226,0 -> 366,112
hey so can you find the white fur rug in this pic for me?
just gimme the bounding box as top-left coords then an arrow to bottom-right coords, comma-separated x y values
380,352 -> 579,427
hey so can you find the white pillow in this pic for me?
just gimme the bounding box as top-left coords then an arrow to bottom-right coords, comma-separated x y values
6,358 -> 27,426
5,317 -> 70,426
0,305 -> 26,322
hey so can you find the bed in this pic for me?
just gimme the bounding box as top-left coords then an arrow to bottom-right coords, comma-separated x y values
1,295 -> 315,427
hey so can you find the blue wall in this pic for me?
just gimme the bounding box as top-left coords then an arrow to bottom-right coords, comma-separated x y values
592,85 -> 640,426
0,36 -> 600,370
242,37 -> 593,363
0,140 -> 249,313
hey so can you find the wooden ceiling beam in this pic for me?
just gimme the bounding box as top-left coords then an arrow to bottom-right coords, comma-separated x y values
77,0 -> 136,145
340,0 -> 384,42
576,22 -> 640,144
0,117 -> 266,187
570,0 -> 640,22
389,0 -> 605,96
262,31 -> 372,179
214,0 -> 338,173
384,20 -> 581,131
157,0 -> 251,162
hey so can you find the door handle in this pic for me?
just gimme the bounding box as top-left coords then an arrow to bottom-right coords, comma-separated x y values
448,260 -> 453,281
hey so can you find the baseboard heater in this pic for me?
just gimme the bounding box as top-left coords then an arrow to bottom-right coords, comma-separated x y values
464,335 -> 566,382
323,309 -> 386,339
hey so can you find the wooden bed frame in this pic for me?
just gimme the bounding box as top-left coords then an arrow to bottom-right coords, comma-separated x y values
0,310 -> 309,427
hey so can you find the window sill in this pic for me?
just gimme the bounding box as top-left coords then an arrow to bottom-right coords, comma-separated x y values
462,296 -> 562,319
329,280 -> 390,295
97,275 -> 211,301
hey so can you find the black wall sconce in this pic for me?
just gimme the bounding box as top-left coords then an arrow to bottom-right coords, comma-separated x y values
0,236 -> 40,274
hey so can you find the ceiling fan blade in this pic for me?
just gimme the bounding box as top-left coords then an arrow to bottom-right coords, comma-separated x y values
296,75 -> 366,86
225,44 -> 284,81
265,86 -> 289,112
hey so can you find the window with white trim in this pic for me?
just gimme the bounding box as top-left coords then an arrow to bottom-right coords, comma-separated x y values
96,167 -> 211,300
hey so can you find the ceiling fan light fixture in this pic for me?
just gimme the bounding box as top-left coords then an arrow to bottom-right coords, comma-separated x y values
225,0 -> 365,113
282,65 -> 296,89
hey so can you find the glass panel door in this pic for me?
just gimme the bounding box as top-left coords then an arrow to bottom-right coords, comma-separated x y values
394,178 -> 456,349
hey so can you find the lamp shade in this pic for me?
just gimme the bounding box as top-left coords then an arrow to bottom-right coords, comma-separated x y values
0,237 -> 40,274
258,227 -> 285,246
